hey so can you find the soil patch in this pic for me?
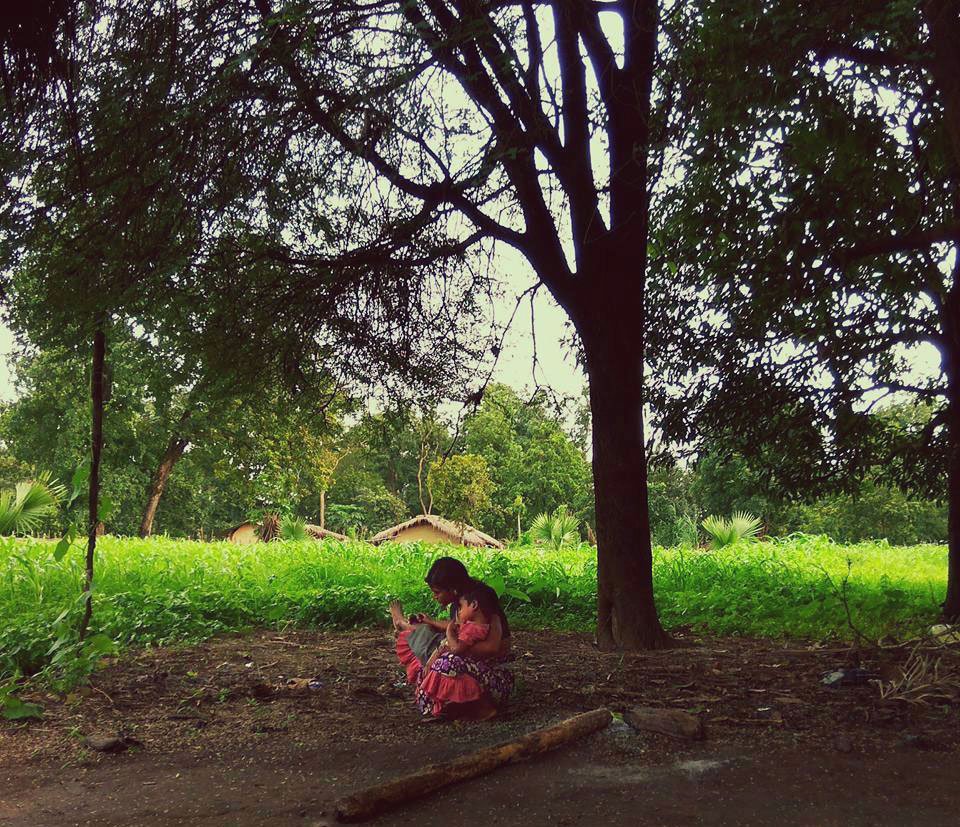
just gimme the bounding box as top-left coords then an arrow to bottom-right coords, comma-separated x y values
1,628 -> 958,825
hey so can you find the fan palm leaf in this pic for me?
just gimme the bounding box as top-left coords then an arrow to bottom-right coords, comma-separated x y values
701,512 -> 762,549
530,506 -> 580,550
0,473 -> 66,535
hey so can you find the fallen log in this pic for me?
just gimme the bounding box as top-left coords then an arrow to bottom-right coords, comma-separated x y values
624,706 -> 705,740
334,708 -> 612,823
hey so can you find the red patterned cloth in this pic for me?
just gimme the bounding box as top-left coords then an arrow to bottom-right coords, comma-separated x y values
396,629 -> 422,685
396,628 -> 512,717
456,620 -> 489,646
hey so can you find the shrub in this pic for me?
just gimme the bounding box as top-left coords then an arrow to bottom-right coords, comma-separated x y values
0,473 -> 66,535
280,517 -> 309,541
530,506 -> 580,550
701,511 -> 762,549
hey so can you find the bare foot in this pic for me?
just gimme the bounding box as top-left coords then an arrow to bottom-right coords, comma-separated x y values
389,600 -> 412,632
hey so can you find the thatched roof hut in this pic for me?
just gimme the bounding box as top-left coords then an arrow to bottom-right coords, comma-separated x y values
370,514 -> 503,549
225,521 -> 259,545
224,521 -> 348,544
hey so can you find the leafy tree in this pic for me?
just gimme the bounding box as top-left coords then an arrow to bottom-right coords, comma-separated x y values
220,0 -> 674,647
324,470 -> 408,535
646,465 -> 698,547
649,0 -> 960,618
428,453 -> 494,533
5,0 -> 683,647
463,384 -> 592,541
779,484 -> 947,545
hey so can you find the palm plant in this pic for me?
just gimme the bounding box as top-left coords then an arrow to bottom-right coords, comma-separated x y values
701,511 -> 763,549
530,506 -> 581,551
280,516 -> 309,541
0,473 -> 66,535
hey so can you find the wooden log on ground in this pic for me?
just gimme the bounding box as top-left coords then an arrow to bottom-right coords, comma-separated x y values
334,708 -> 612,823
624,706 -> 705,740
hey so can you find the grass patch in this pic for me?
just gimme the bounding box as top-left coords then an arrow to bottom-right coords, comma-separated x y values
0,534 -> 948,687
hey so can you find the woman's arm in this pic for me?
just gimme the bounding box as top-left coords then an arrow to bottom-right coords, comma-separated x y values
421,616 -> 451,632
467,615 -> 505,659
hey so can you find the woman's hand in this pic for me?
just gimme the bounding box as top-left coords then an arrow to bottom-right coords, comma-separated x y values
467,614 -> 506,659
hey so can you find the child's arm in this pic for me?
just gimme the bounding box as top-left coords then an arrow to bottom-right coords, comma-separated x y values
416,615 -> 452,632
442,622 -> 472,655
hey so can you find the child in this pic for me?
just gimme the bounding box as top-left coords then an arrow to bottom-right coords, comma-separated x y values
422,586 -> 495,672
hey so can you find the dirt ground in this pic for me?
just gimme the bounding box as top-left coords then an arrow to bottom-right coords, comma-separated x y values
1,626 -> 959,826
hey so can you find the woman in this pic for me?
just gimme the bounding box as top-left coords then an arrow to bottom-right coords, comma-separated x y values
390,556 -> 513,720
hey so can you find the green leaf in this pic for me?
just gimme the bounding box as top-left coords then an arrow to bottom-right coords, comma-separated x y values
66,462 -> 90,509
504,587 -> 530,603
71,462 -> 90,491
53,534 -> 72,562
97,495 -> 115,523
82,633 -> 117,657
2,696 -> 44,720
486,574 -> 506,598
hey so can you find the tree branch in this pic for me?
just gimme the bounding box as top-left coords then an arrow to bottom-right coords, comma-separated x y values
813,42 -> 932,70
841,222 -> 960,261
553,0 -> 605,265
252,0 -> 524,251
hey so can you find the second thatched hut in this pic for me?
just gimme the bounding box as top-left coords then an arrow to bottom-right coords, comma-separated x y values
370,514 -> 503,549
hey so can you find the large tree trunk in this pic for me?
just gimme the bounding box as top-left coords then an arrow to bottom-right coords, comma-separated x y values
319,488 -> 326,530
581,292 -> 669,650
945,397 -> 960,622
138,434 -> 189,537
79,326 -> 105,641
571,0 -> 666,650
924,1 -> 960,164
925,0 -> 960,622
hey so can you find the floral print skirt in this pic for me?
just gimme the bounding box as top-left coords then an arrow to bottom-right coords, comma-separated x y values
396,630 -> 514,717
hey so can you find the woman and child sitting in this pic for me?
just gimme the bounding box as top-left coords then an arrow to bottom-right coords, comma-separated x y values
389,557 -> 514,721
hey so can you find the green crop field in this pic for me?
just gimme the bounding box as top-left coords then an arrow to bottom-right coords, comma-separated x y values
0,535 -> 948,688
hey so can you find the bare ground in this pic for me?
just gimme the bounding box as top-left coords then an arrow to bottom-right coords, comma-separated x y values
1,627 -> 959,826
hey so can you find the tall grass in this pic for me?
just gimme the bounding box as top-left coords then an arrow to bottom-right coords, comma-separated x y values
0,534 -> 948,685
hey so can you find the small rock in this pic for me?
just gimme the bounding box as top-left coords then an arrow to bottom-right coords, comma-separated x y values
820,668 -> 877,688
85,733 -> 141,753
833,735 -> 853,753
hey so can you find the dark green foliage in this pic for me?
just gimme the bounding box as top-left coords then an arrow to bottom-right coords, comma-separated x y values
780,484 -> 948,546
463,385 -> 593,538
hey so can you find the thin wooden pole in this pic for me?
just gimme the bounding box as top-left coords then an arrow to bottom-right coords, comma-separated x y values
79,325 -> 105,640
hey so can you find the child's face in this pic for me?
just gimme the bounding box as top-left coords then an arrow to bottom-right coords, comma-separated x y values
458,596 -> 480,623
430,585 -> 455,606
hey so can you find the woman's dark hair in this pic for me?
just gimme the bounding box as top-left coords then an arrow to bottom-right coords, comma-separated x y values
424,556 -> 472,593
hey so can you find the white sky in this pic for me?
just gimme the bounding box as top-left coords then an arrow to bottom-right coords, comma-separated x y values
0,325 -> 15,403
